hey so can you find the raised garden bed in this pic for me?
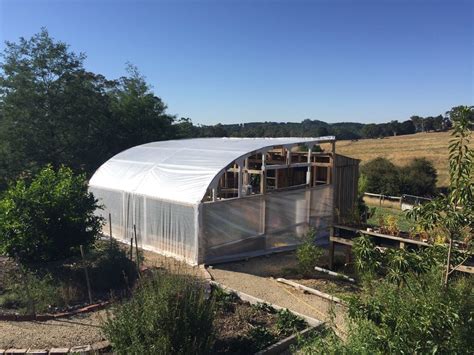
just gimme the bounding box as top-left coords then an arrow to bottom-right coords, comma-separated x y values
0,240 -> 137,317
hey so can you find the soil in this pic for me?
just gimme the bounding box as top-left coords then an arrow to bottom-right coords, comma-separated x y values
0,310 -> 107,348
208,250 -> 355,333
213,299 -> 282,354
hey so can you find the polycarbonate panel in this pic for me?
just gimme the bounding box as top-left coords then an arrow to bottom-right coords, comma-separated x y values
310,185 -> 333,230
200,186 -> 334,264
201,196 -> 263,261
89,137 -> 334,204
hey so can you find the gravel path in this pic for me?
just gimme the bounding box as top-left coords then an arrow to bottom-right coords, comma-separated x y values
0,310 -> 107,349
208,252 -> 348,333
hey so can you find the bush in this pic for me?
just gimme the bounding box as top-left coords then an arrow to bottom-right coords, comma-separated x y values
300,269 -> 473,354
0,165 -> 103,262
102,271 -> 215,354
360,158 -> 400,196
361,157 -> 437,197
400,158 -> 437,196
296,228 -> 323,276
0,267 -> 65,314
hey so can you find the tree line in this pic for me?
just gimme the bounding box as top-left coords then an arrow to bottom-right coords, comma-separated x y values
0,29 -> 469,189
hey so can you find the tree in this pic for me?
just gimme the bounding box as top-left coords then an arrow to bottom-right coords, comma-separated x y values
0,165 -> 103,262
400,158 -> 437,196
360,158 -> 400,195
0,29 -> 114,183
0,30 -> 177,187
107,64 -> 175,152
408,105 -> 473,285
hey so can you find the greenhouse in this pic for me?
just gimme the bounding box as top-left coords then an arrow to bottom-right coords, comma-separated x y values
89,137 -> 359,265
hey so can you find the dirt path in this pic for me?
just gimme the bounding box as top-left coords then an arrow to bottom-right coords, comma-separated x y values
208,252 -> 348,333
0,310 -> 107,349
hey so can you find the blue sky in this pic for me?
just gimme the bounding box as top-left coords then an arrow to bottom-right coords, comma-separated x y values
0,0 -> 472,125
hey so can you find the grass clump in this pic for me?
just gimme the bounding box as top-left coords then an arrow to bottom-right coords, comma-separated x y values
102,270 -> 215,355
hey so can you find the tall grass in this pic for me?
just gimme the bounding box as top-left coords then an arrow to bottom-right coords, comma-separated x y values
102,270 -> 215,355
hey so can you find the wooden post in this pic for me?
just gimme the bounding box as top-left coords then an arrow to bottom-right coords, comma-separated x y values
130,237 -> 134,261
328,227 -> 335,270
444,238 -> 453,286
237,163 -> 243,198
80,245 -> 93,304
260,153 -> 266,195
306,147 -> 312,186
134,224 -> 140,274
108,212 -> 113,247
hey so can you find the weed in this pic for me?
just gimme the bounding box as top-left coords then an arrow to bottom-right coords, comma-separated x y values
276,309 -> 307,336
296,228 -> 323,276
247,326 -> 276,351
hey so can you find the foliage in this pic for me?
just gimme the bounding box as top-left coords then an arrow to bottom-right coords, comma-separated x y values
407,106 -> 473,285
0,268 -> 64,314
0,165 -> 103,262
85,239 -> 137,292
102,270 -> 215,355
361,157 -> 437,196
399,157 -> 438,196
276,308 -> 307,336
0,29 -> 176,187
213,285 -> 239,313
247,326 -> 276,350
302,271 -> 473,354
360,157 -> 401,195
352,235 -> 383,280
296,228 -> 324,276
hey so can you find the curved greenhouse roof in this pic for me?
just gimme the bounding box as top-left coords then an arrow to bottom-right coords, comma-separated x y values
89,137 -> 335,205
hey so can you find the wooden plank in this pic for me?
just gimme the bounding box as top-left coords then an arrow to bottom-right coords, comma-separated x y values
330,236 -> 354,246
455,265 -> 474,274
334,224 -> 429,246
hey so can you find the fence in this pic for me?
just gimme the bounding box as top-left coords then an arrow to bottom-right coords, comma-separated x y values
363,192 -> 431,211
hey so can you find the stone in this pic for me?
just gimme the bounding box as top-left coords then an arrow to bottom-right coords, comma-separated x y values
26,350 -> 48,355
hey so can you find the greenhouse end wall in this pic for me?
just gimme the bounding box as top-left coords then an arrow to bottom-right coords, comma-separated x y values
89,187 -> 199,264
90,185 -> 333,266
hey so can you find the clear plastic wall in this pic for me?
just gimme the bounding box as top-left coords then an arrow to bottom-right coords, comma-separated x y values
90,185 -> 332,265
90,187 -> 198,264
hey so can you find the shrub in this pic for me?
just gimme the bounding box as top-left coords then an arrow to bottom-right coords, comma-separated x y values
361,157 -> 437,197
102,271 -> 215,354
360,158 -> 400,195
0,165 -> 103,262
300,269 -> 474,354
0,267 -> 65,314
296,228 -> 323,276
86,240 -> 137,292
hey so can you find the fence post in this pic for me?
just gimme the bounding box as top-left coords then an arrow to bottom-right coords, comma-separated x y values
80,245 -> 93,304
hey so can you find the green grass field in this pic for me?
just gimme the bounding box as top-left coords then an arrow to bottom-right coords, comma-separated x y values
366,206 -> 416,232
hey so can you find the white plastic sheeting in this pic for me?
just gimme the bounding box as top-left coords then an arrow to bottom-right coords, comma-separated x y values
89,137 -> 336,265
89,137 -> 334,205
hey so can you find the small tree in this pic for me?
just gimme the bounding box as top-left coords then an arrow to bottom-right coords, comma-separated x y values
408,105 -> 473,285
0,165 -> 102,262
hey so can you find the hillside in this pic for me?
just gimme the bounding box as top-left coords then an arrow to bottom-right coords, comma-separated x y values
335,131 -> 473,188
